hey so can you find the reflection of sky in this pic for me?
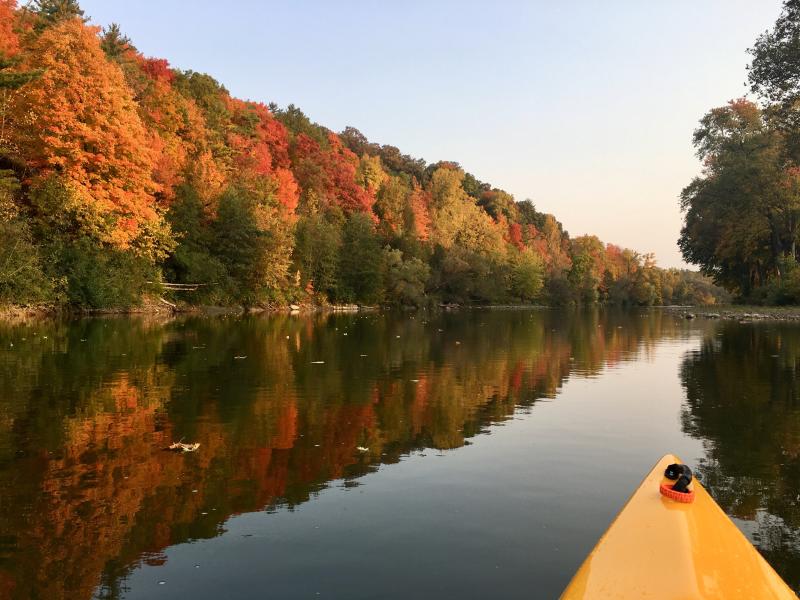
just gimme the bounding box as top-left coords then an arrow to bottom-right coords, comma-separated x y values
116,331 -> 706,599
78,0 -> 783,268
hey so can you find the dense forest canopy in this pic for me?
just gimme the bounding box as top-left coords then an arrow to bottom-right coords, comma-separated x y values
0,0 -> 725,309
680,0 -> 800,304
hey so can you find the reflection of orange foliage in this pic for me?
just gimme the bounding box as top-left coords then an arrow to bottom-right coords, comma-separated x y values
0,311 -> 685,599
510,361 -> 523,392
0,570 -> 15,598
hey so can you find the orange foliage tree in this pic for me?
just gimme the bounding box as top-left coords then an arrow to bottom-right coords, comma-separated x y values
10,19 -> 168,255
0,0 -> 19,58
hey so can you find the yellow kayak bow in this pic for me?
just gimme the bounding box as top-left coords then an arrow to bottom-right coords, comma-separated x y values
561,454 -> 797,599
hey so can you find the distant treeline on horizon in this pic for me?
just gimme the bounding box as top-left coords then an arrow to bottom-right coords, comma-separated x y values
0,0 -> 727,310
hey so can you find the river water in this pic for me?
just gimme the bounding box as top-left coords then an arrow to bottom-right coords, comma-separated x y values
0,308 -> 798,598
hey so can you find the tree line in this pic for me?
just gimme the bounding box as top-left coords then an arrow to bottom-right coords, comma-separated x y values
681,0 -> 800,304
0,0 -> 726,310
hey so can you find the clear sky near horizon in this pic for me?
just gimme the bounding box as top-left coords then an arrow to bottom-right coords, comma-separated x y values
78,0 -> 785,268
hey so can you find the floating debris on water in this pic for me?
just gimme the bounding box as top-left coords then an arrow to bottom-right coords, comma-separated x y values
168,441 -> 200,452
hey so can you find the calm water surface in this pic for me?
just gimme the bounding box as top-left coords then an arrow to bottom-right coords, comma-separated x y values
0,309 -> 799,598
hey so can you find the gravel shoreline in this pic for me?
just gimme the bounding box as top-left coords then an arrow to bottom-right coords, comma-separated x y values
664,306 -> 800,322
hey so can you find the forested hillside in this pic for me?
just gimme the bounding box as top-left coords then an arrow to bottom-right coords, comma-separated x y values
0,0 -> 724,310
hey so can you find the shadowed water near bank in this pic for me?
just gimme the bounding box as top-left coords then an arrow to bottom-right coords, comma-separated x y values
0,309 -> 798,598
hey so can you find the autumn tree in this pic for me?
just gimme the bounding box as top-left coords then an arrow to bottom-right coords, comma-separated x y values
10,19 -> 169,256
569,235 -> 606,303
374,174 -> 409,236
427,166 -> 506,258
213,186 -> 294,304
1,0 -> 40,160
0,1 -> 731,310
510,248 -> 545,302
0,0 -> 19,59
679,100 -> 799,294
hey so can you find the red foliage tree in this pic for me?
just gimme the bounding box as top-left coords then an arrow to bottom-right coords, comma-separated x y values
290,132 -> 375,214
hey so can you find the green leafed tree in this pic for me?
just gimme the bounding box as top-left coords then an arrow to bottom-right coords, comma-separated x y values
293,211 -> 342,299
337,212 -> 384,304
679,99 -> 800,295
510,248 -> 544,302
383,247 -> 430,306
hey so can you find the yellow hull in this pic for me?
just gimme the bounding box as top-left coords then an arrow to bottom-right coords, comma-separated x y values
561,454 -> 797,599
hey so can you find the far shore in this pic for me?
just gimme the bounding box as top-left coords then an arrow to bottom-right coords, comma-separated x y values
6,302 -> 800,323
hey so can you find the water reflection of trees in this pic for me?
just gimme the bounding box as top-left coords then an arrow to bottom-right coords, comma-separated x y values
0,309 -> 682,599
680,323 -> 800,589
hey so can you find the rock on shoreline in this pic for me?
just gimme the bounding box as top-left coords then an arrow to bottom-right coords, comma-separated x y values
667,306 -> 800,322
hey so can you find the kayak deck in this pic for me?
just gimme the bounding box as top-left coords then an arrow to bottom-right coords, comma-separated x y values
560,454 -> 797,599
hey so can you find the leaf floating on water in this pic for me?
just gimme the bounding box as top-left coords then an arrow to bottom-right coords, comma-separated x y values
168,441 -> 200,452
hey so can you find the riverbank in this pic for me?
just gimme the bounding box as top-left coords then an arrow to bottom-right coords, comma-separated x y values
665,305 -> 800,321
0,298 -> 379,322
7,301 -> 800,323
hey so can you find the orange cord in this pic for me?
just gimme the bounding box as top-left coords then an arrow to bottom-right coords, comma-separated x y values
660,482 -> 695,503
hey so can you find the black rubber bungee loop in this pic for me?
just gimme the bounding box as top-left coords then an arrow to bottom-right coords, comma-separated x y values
664,463 -> 693,493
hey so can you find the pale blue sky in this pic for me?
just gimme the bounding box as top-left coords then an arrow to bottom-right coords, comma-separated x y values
79,0 -> 784,268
